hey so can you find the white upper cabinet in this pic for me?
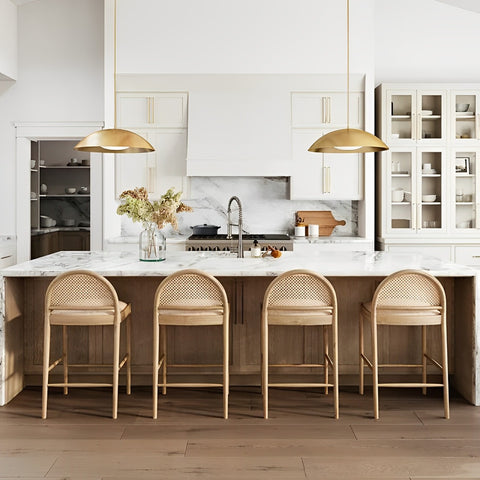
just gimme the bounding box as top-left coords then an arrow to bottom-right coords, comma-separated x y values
115,92 -> 189,199
117,93 -> 188,129
451,90 -> 480,144
291,92 -> 363,129
384,88 -> 447,145
290,130 -> 363,200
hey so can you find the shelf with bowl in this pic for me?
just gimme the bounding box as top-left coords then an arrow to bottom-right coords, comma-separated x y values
391,172 -> 410,177
39,194 -> 90,198
39,165 -> 90,169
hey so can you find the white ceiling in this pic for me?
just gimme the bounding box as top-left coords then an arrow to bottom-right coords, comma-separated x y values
11,0 -> 480,14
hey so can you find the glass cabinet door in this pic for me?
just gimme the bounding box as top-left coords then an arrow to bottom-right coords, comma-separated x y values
452,91 -> 479,142
453,150 -> 477,231
388,150 -> 415,232
417,149 -> 446,232
417,91 -> 446,143
387,91 -> 415,143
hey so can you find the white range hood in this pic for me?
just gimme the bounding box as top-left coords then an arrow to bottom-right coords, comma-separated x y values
186,75 -> 292,176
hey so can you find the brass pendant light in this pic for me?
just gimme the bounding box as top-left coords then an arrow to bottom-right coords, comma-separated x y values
308,0 -> 388,154
74,0 -> 154,154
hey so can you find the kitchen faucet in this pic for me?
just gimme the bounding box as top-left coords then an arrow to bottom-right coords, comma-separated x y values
226,196 -> 243,258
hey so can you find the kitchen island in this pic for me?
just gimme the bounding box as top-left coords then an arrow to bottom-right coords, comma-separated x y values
1,250 -> 478,406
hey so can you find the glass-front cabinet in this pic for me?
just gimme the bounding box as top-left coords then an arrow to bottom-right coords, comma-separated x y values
451,91 -> 480,143
386,89 -> 447,144
452,149 -> 479,232
387,148 -> 446,234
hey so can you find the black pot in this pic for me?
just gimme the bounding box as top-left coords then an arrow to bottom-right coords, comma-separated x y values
190,224 -> 221,236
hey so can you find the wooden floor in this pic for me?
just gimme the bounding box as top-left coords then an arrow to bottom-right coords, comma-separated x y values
1,386 -> 480,479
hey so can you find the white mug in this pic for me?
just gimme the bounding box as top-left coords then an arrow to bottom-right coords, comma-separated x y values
308,224 -> 319,237
423,163 -> 432,170
294,225 -> 305,237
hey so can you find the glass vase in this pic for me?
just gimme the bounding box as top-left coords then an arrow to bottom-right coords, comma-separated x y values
139,225 -> 166,262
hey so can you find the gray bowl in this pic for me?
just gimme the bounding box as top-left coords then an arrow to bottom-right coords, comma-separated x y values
456,103 -> 470,112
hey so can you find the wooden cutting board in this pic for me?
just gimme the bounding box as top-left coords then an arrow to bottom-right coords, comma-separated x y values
295,210 -> 346,236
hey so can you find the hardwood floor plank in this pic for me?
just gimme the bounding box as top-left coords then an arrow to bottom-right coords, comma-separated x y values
185,439 -> 480,458
0,439 -> 187,456
351,424 -> 480,440
122,423 -> 355,440
0,424 -> 126,440
303,456 -> 480,478
47,456 -> 306,479
0,454 -> 57,477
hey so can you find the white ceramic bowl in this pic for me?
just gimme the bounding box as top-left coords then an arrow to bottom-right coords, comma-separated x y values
404,191 -> 412,202
422,194 -> 436,202
391,133 -> 400,139
65,187 -> 76,194
62,219 -> 75,227
456,103 -> 469,112
421,110 -> 433,116
30,160 -> 36,169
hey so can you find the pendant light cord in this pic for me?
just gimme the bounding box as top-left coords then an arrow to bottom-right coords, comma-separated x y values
346,0 -> 350,130
113,0 -> 117,129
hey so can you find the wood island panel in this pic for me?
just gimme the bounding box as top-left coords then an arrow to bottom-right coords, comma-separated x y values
13,275 -> 464,397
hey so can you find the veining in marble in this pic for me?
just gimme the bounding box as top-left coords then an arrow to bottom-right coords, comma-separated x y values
120,177 -> 357,238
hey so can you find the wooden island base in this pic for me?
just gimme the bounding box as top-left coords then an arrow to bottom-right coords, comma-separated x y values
3,274 -> 475,405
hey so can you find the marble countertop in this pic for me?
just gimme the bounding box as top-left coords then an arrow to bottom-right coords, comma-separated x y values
0,250 -> 475,278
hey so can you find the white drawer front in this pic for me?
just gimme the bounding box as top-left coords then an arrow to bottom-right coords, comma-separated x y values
455,246 -> 480,266
386,245 -> 452,262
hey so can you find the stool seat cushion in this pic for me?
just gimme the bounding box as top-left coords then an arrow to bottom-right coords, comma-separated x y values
49,301 -> 131,325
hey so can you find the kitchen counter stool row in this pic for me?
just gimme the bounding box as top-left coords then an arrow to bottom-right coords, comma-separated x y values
41,268 -> 449,420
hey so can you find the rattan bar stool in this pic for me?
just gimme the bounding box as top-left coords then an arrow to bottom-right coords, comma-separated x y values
42,270 -> 132,419
153,269 -> 229,419
262,269 -> 339,419
359,269 -> 449,419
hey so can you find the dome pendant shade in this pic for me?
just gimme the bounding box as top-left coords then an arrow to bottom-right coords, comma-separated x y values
308,128 -> 389,154
74,128 -> 155,154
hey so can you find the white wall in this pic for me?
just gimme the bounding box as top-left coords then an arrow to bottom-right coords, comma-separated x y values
117,0 -> 375,75
0,0 -> 17,81
0,0 -> 104,235
375,0 -> 480,83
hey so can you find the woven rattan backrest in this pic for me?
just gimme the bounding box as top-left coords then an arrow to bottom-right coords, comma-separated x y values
264,269 -> 335,308
155,269 -> 227,308
373,269 -> 445,308
46,270 -> 118,310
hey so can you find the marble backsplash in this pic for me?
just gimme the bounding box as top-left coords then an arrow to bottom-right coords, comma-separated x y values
120,177 -> 358,238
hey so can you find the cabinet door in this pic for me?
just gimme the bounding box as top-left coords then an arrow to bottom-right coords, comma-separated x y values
148,130 -> 188,198
452,148 -> 479,231
152,93 -> 188,128
117,94 -> 153,128
451,90 -> 480,143
385,149 -> 417,233
291,92 -> 363,129
59,231 -> 90,251
115,129 -> 149,197
117,92 -> 188,129
386,89 -> 416,143
417,147 -> 447,233
416,90 -> 447,144
290,130 -> 362,200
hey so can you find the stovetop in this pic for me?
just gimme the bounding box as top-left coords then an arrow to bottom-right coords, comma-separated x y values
187,234 -> 291,241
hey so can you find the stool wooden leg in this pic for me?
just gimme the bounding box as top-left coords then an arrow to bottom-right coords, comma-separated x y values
359,312 -> 364,395
371,318 -> 379,420
161,325 -> 167,396
153,321 -> 159,419
112,323 -> 120,420
42,321 -> 51,419
422,325 -> 427,396
262,318 -> 268,419
333,319 -> 339,420
126,316 -> 132,395
62,325 -> 68,396
223,314 -> 229,420
441,318 -> 450,419
323,326 -> 329,395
